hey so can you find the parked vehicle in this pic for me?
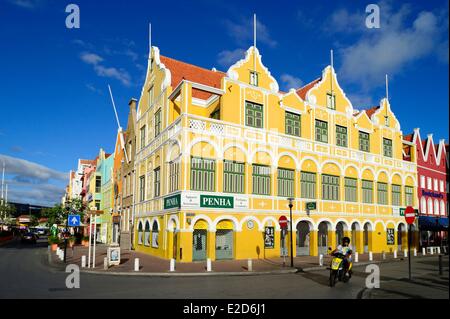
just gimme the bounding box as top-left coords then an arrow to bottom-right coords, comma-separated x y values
329,249 -> 353,287
21,232 -> 38,244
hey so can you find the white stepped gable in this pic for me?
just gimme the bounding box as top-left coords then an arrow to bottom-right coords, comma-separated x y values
226,46 -> 279,93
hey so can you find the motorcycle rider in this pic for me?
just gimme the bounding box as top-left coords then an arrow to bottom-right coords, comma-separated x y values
331,236 -> 353,276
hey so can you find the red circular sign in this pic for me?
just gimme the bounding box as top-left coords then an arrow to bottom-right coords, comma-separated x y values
405,206 -> 416,225
279,216 -> 288,228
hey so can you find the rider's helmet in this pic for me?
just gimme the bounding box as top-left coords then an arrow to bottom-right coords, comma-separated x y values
342,237 -> 351,245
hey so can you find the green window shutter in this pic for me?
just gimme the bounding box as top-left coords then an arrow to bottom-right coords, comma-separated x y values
285,112 -> 301,137
405,186 -> 414,206
344,177 -> 357,202
315,120 -> 328,143
392,184 -> 401,206
327,93 -> 336,110
301,171 -> 316,199
377,182 -> 388,205
223,160 -> 245,194
155,109 -> 161,137
245,101 -> 263,128
253,165 -> 271,195
336,125 -> 348,147
362,180 -> 373,203
278,168 -> 295,197
169,161 -> 179,193
191,157 -> 215,192
154,167 -> 160,197
359,131 -> 370,152
383,138 -> 392,157
322,174 -> 339,200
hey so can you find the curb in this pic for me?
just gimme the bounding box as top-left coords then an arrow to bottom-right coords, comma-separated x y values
79,268 -> 298,277
46,249 -> 298,277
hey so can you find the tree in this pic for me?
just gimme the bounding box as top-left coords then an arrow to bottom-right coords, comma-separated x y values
41,204 -> 65,227
0,202 -> 16,225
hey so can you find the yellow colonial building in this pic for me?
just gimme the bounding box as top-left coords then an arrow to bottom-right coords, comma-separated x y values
133,45 -> 418,262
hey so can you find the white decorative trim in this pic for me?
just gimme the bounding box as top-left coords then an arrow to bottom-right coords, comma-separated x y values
293,217 -> 315,231
334,219 -> 350,231
315,218 -> 334,231
226,46 -> 279,93
187,137 -> 222,158
304,66 -> 354,112
261,216 -> 281,231
188,214 -> 214,232
239,216 -> 263,231
276,152 -> 300,170
212,215 -> 241,231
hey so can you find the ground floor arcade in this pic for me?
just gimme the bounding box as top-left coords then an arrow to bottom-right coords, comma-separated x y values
133,212 -> 419,262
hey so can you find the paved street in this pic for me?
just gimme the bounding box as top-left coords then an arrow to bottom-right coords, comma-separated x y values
0,236 -> 448,299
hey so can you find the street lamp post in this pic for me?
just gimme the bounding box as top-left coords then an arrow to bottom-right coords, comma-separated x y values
288,197 -> 294,268
64,200 -> 70,263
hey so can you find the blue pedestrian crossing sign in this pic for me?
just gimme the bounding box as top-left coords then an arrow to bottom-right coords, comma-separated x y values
68,215 -> 81,227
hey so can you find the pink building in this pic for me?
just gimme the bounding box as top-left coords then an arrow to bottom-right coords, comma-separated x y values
406,129 -> 448,249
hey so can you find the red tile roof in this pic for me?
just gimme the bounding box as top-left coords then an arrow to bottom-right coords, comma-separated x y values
365,106 -> 380,118
403,134 -> 413,142
296,78 -> 321,100
160,55 -> 225,100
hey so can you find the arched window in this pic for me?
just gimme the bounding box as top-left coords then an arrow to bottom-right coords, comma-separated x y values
138,221 -> 143,245
434,199 -> 440,216
427,198 -> 433,214
151,220 -> 159,248
440,200 -> 446,215
144,221 -> 150,246
420,197 -> 426,214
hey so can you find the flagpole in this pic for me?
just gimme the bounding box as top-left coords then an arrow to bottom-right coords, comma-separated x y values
253,14 -> 256,72
108,85 -> 130,163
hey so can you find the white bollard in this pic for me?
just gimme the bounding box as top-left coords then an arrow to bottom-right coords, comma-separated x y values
422,247 -> 426,256
382,251 -> 386,260
81,255 -> 86,268
394,250 -> 397,259
247,259 -> 253,272
60,251 -> 64,261
170,258 -> 175,272
319,254 -> 323,266
437,247 -> 441,254
431,248 -> 434,255
404,249 -> 408,258
207,258 -> 212,272
354,252 -> 359,263
134,258 -> 139,271
369,251 -> 373,261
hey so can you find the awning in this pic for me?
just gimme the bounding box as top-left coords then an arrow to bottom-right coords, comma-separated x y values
418,216 -> 449,231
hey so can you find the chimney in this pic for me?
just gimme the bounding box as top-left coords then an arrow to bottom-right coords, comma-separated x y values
129,98 -> 137,111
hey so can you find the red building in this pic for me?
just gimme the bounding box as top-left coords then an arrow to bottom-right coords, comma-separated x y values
405,129 -> 448,249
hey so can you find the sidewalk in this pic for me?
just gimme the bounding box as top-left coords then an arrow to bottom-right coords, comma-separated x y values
49,244 -> 438,276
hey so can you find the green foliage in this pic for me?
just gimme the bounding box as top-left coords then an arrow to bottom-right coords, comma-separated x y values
41,198 -> 87,227
48,236 -> 60,245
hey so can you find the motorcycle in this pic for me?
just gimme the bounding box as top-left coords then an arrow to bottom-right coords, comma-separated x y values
328,247 -> 353,287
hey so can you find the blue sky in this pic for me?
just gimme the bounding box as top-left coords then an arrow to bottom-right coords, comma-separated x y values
0,0 -> 448,206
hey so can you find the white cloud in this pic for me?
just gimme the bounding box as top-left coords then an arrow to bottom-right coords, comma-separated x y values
80,52 -> 103,65
280,74 -> 303,91
0,154 -> 66,206
217,48 -> 246,67
8,0 -> 43,9
224,17 -> 277,48
80,52 -> 131,86
85,83 -> 102,95
333,2 -> 448,90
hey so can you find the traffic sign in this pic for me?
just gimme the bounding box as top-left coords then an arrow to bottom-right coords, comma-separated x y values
68,215 -> 81,227
278,215 -> 288,229
306,202 -> 316,210
404,206 -> 415,225
400,208 -> 418,217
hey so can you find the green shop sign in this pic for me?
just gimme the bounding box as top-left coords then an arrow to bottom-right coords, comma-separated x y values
164,194 -> 181,209
399,208 -> 419,217
200,195 -> 234,208
306,202 -> 317,210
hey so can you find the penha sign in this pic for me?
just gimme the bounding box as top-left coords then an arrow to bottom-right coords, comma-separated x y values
200,195 -> 234,208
